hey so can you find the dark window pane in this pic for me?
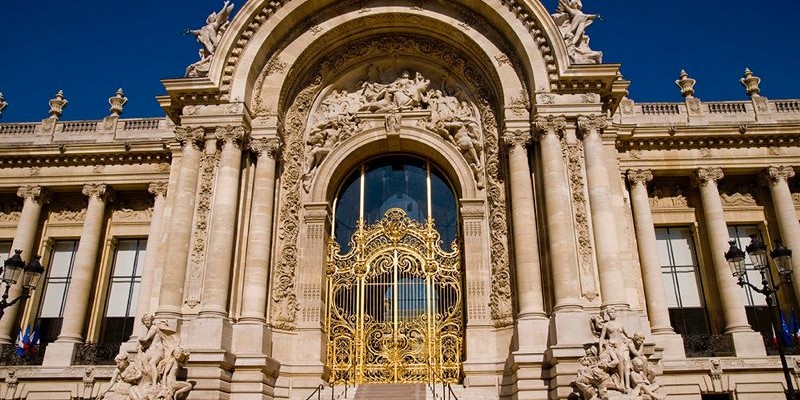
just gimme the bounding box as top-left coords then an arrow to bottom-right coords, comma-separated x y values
430,167 -> 458,247
669,307 -> 710,335
36,318 -> 62,346
334,170 -> 361,253
364,157 -> 426,224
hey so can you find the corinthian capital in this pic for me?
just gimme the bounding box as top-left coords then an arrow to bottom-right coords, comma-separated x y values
82,183 -> 113,202
17,185 -> 50,205
250,137 -> 283,159
692,167 -> 724,187
533,115 -> 567,139
502,130 -> 531,149
626,169 -> 654,187
148,182 -> 169,198
762,166 -> 796,187
175,126 -> 205,150
577,115 -> 609,136
215,125 -> 248,150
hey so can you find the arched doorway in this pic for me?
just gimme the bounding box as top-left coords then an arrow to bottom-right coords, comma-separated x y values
325,155 -> 463,384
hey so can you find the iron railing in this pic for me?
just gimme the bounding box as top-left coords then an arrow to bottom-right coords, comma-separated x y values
73,343 -> 121,365
683,334 -> 734,358
428,369 -> 460,400
0,343 -> 46,366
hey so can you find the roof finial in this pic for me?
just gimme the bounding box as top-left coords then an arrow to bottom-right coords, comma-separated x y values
740,68 -> 762,98
676,69 -> 696,99
48,90 -> 68,119
108,88 -> 128,117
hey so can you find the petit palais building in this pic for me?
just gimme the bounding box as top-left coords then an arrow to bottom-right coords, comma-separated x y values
1,1 -> 800,399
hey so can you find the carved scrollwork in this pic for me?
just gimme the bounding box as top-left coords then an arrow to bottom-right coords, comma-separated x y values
763,166 -> 796,187
17,185 -> 50,205
250,137 -> 283,160
147,182 -> 169,198
82,184 -> 114,203
577,114 -> 609,136
503,130 -> 532,149
692,167 -> 724,187
626,169 -> 653,188
175,127 -> 205,151
214,125 -> 248,150
533,115 -> 567,139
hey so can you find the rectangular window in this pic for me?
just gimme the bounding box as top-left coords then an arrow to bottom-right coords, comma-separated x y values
727,225 -> 772,342
656,227 -> 710,335
0,242 -> 12,263
37,240 -> 79,345
99,239 -> 146,344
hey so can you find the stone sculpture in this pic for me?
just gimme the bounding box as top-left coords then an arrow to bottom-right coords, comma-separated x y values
185,1 -> 235,77
551,0 -> 603,64
98,314 -> 192,400
0,92 -> 7,119
574,307 -> 665,400
303,70 -> 485,190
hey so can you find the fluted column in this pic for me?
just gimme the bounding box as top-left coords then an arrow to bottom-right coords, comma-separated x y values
200,126 -> 248,317
534,115 -> 581,311
762,166 -> 800,299
157,127 -> 205,318
131,182 -> 168,339
0,186 -> 49,344
579,115 -> 628,308
502,129 -> 545,318
627,170 -> 673,333
693,168 -> 752,333
57,184 -> 112,342
240,137 -> 282,323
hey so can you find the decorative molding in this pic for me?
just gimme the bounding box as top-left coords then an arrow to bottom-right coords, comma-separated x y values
0,153 -> 171,169
763,166 -> 796,187
503,130 -> 532,149
48,198 -> 88,222
649,184 -> 689,209
0,198 -> 21,224
617,134 -> 800,153
215,125 -> 248,150
577,114 -> 609,136
719,182 -> 759,207
533,115 -> 567,139
82,184 -> 114,203
17,185 -> 50,205
185,150 -> 221,309
112,196 -> 154,222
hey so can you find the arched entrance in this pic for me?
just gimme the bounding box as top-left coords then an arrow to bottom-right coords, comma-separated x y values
325,156 -> 463,384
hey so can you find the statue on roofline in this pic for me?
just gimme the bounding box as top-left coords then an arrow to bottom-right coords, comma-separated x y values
185,1 -> 235,77
551,0 -> 604,65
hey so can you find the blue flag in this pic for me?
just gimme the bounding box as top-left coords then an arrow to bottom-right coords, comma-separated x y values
781,311 -> 793,346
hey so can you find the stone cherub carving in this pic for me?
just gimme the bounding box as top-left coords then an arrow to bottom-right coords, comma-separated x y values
551,0 -> 604,64
99,314 -> 192,400
574,308 -> 665,400
302,70 -> 486,191
185,1 -> 235,77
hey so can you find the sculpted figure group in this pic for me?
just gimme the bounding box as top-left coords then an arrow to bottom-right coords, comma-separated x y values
303,70 -> 485,190
99,314 -> 192,400
574,307 -> 665,400
551,0 -> 603,64
185,1 -> 235,77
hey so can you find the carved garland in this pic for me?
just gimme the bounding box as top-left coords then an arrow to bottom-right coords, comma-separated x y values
270,35 -> 514,329
560,136 -> 597,301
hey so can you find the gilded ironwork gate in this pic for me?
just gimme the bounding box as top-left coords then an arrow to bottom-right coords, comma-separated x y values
325,208 -> 463,384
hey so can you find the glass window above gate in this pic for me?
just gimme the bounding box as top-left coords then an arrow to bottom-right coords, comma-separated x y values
332,155 -> 458,252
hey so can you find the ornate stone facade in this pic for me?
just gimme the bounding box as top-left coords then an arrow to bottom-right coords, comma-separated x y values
0,1 -> 799,400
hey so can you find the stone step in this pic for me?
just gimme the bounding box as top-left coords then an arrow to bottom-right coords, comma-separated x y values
353,383 -> 427,400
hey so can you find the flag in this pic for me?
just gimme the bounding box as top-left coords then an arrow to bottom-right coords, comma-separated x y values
15,325 -> 39,358
780,311 -> 793,347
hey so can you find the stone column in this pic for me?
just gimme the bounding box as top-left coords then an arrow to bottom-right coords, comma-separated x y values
534,115 -> 581,311
627,170 -> 686,357
157,127 -> 205,318
0,186 -> 49,344
200,126 -> 247,318
57,184 -> 112,342
130,182 -> 168,340
693,168 -> 764,355
502,130 -> 545,319
579,115 -> 628,309
762,166 -> 800,299
240,137 -> 282,324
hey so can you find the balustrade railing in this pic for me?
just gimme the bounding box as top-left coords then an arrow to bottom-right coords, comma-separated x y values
641,103 -> 680,115
0,123 -> 37,135
775,100 -> 800,113
62,121 -> 99,133
123,118 -> 161,131
708,102 -> 747,114
683,334 -> 734,358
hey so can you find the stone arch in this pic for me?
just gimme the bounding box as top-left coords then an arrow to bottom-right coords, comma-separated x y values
309,125 -> 479,204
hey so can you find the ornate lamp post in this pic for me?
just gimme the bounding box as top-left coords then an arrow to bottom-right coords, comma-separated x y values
0,250 -> 45,321
725,236 -> 797,400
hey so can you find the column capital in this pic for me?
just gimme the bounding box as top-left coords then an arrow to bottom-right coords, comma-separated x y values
692,167 -> 724,187
626,169 -> 654,187
250,136 -> 283,160
147,182 -> 169,198
82,184 -> 113,203
762,166 -> 796,187
533,115 -> 567,139
577,114 -> 609,136
17,185 -> 50,205
502,130 -> 532,149
215,125 -> 248,150
175,126 -> 205,151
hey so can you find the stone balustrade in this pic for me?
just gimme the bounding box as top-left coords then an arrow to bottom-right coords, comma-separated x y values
617,98 -> 800,125
0,117 -> 172,144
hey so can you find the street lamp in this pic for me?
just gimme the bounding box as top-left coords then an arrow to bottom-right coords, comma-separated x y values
0,250 -> 45,320
725,236 -> 796,400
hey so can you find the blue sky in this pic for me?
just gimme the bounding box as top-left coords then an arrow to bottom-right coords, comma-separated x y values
0,1 -> 798,122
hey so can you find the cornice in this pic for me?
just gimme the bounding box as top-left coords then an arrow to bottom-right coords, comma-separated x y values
617,133 -> 800,152
0,152 -> 171,168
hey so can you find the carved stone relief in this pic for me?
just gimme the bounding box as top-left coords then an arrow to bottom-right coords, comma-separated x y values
270,34 -> 513,329
719,181 -> 759,207
0,195 -> 21,224
48,196 -> 88,223
111,196 -> 154,223
561,136 -> 597,301
648,183 -> 689,209
185,150 -> 221,309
